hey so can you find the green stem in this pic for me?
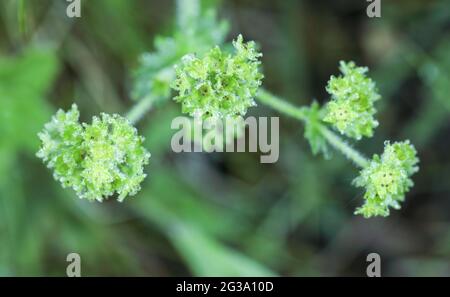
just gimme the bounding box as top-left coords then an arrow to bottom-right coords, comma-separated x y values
257,89 -> 308,121
126,95 -> 156,124
256,88 -> 369,168
319,127 -> 369,168
176,0 -> 200,30
126,66 -> 174,124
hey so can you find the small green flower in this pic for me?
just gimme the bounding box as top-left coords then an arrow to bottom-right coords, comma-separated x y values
324,61 -> 381,140
353,140 -> 419,218
37,104 -> 150,202
171,34 -> 263,119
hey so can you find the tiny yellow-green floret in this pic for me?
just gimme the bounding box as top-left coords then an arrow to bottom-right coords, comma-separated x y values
353,140 -> 419,218
324,61 -> 381,140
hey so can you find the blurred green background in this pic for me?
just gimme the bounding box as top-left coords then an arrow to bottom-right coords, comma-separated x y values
0,0 -> 449,276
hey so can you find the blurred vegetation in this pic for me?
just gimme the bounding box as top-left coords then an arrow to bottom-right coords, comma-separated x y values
0,0 -> 449,276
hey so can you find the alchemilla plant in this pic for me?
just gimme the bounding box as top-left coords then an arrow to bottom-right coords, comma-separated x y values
324,61 -> 380,140
38,0 -> 419,218
37,104 -> 150,202
172,35 -> 263,119
353,140 -> 419,217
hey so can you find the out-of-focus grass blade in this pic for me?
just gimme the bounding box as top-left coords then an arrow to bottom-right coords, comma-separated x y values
17,0 -> 27,37
169,222 -> 276,276
0,47 -> 59,152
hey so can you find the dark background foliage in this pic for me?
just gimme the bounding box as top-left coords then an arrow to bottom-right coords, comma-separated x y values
0,0 -> 449,276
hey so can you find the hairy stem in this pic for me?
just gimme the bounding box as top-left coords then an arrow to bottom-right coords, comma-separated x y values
127,63 -> 175,124
256,88 -> 369,168
126,95 -> 156,124
257,89 -> 308,121
319,127 -> 369,168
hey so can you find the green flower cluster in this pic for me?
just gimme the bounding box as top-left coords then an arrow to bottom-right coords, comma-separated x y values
324,61 -> 381,140
132,9 -> 228,102
37,104 -> 150,202
353,140 -> 419,218
171,34 -> 263,119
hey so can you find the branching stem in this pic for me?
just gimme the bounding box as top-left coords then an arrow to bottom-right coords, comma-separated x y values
256,88 -> 369,168
319,127 -> 369,168
256,89 -> 308,121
